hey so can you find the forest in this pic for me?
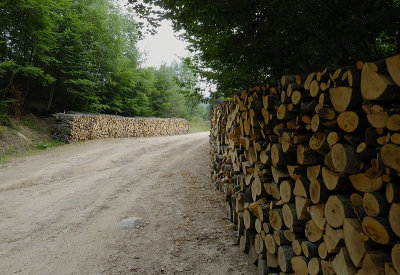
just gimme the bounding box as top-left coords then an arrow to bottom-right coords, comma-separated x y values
2,0 -> 399,121
129,0 -> 400,98
0,0 -> 208,125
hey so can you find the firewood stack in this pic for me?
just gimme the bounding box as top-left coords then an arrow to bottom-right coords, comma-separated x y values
52,112 -> 190,143
210,54 -> 400,275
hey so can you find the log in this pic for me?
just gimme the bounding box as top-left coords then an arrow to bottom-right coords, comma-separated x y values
291,256 -> 308,275
265,233 -> 277,255
386,183 -> 400,203
393,243 -> 400,274
331,143 -> 361,174
337,111 -> 366,133
363,192 -> 389,217
308,257 -> 322,275
266,252 -> 279,269
329,86 -> 362,113
321,260 -> 335,275
343,218 -> 370,268
361,62 -> 400,101
292,239 -> 304,256
331,247 -> 357,275
244,209 -> 256,229
381,144 -> 400,172
321,167 -> 349,191
294,177 -> 311,198
295,196 -> 311,220
387,114 -> 400,131
307,165 -> 321,181
282,203 -> 299,228
389,203 -> 400,238
310,178 -> 329,204
297,144 -> 324,165
278,245 -> 295,272
309,204 -> 326,231
349,173 -> 383,193
273,230 -> 290,246
269,208 -> 284,230
362,216 -> 396,245
318,242 -> 328,259
325,195 -> 356,228
324,224 -> 343,254
257,257 -> 269,275
302,241 -> 318,258
357,251 -> 389,275
280,180 -> 294,203
306,219 -> 323,242
366,104 -> 389,128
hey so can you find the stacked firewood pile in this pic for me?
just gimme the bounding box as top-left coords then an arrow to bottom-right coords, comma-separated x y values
210,54 -> 400,275
52,112 -> 190,143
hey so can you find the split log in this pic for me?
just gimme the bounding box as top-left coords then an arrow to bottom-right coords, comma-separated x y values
324,224 -> 343,254
306,219 -> 324,242
331,247 -> 357,275
309,204 -> 326,231
343,218 -> 369,268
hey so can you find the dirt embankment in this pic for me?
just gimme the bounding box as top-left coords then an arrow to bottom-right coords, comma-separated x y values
0,132 -> 257,274
0,114 -> 54,162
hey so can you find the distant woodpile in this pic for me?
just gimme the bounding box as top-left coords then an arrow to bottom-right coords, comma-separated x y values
52,112 -> 190,143
210,54 -> 400,274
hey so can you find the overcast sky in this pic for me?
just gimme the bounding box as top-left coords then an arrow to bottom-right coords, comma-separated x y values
137,20 -> 190,68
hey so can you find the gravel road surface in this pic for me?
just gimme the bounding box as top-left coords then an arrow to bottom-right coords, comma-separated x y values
0,132 -> 256,274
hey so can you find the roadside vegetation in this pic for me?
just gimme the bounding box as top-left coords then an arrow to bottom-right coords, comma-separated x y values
0,0 -> 209,129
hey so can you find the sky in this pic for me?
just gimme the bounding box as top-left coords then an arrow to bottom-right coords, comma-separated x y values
137,20 -> 190,68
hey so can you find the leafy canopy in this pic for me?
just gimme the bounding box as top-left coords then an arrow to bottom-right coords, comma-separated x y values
129,0 -> 400,98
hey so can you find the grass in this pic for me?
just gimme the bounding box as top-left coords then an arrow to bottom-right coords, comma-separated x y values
21,117 -> 39,131
189,116 -> 210,133
0,139 -> 64,164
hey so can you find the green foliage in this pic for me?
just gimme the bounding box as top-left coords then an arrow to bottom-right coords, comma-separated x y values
21,117 -> 38,131
0,114 -> 11,126
0,0 -> 206,126
129,0 -> 400,98
36,140 -> 63,150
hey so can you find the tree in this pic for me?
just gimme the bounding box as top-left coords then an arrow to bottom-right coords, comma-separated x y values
128,0 -> 400,98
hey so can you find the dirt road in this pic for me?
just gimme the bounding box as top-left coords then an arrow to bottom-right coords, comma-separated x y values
0,132 -> 256,275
